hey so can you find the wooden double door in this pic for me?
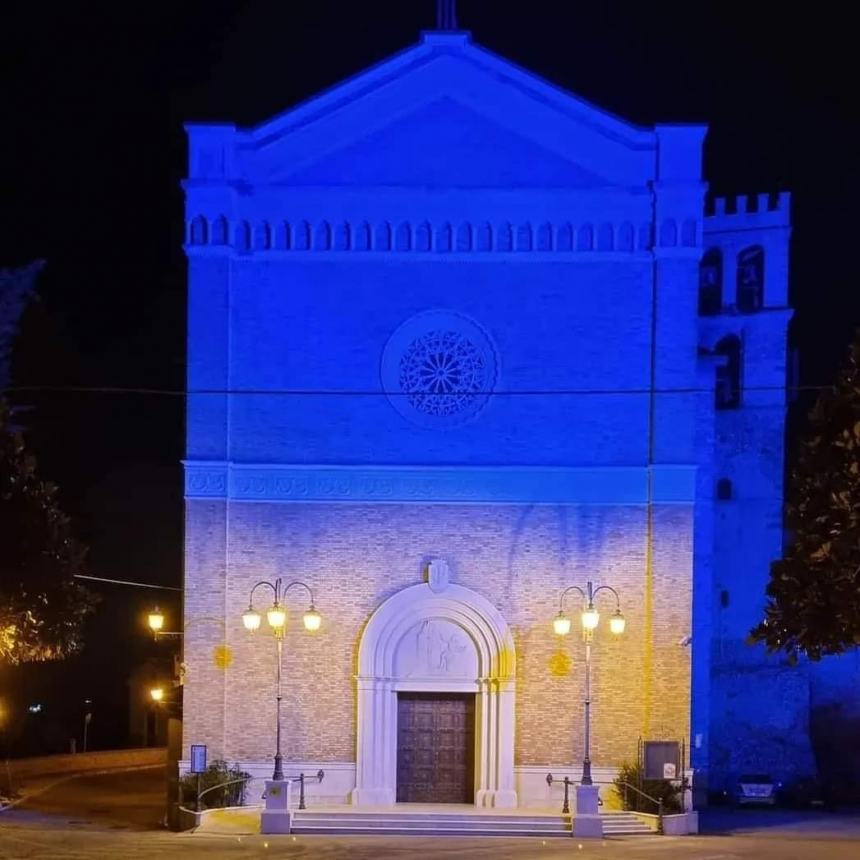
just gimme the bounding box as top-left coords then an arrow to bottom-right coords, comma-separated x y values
396,692 -> 476,804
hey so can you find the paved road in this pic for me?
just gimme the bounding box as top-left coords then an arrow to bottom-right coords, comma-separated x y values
1,767 -> 859,859
1,766 -> 166,832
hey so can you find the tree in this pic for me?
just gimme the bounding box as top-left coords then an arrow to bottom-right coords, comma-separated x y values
1,262 -> 94,664
0,402 -> 95,664
751,332 -> 860,661
0,261 -> 42,390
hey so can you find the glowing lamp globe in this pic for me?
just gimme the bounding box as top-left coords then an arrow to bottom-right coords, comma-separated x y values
150,687 -> 165,703
267,604 -> 287,630
147,608 -> 165,633
581,607 -> 600,631
242,608 -> 262,632
553,612 -> 572,636
303,607 -> 322,632
610,611 -> 626,635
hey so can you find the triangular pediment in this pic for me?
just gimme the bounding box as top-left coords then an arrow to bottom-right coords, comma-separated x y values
274,98 -> 607,188
232,33 -> 657,189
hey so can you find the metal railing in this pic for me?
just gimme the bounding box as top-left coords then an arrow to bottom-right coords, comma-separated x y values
545,773 -> 665,835
617,780 -> 664,834
545,773 -> 603,815
292,769 -> 325,810
186,768 -> 325,813
261,769 -> 325,810
196,776 -> 250,811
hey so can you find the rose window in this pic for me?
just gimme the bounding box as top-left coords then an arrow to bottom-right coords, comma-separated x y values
381,311 -> 498,427
399,331 -> 487,416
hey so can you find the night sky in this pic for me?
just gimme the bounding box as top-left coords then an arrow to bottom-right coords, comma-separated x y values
3,1 -> 859,751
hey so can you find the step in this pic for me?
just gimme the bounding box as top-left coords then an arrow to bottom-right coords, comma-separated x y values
292,824 -> 653,838
295,813 -> 568,824
292,825 -> 572,837
294,821 -> 567,833
290,810 -> 656,838
294,815 -> 569,831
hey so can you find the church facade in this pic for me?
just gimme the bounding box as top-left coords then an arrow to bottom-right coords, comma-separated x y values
180,30 -> 804,806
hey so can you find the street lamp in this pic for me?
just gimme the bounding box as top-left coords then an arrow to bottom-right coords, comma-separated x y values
242,578 -> 321,781
146,607 -> 192,639
147,608 -> 165,635
553,580 -> 624,786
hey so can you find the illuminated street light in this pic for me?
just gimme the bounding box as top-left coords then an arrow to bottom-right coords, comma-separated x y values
150,687 -> 165,703
552,580 -> 625,786
242,578 -> 321,781
581,606 -> 600,631
266,604 -> 287,631
302,606 -> 322,632
553,612 -> 572,637
242,607 -> 262,631
148,608 -> 165,634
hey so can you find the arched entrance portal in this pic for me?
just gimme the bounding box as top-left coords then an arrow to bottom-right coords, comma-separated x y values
351,560 -> 517,808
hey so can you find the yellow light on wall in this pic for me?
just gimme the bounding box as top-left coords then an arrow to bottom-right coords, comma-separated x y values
553,612 -> 572,636
267,604 -> 287,630
150,687 -> 165,703
302,607 -> 322,632
581,607 -> 600,631
610,611 -> 626,635
242,608 -> 262,631
147,608 -> 165,633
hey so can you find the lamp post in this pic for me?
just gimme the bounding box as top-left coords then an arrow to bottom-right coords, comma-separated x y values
553,580 -> 625,786
82,699 -> 93,753
241,578 -> 321,782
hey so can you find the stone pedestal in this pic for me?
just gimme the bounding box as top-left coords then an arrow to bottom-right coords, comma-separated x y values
572,784 -> 603,838
260,779 -> 292,834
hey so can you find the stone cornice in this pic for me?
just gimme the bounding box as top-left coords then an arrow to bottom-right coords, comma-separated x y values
183,462 -> 696,505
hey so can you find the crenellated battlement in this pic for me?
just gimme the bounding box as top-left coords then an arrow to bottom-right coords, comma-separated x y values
705,191 -> 790,232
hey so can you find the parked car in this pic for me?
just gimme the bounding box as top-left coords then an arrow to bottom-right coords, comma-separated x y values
777,776 -> 825,809
735,774 -> 777,806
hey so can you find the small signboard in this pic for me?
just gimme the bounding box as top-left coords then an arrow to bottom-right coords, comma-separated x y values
190,744 -> 207,774
643,740 -> 681,781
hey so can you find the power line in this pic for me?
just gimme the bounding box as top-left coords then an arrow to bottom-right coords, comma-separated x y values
74,574 -> 182,592
0,383 -> 839,398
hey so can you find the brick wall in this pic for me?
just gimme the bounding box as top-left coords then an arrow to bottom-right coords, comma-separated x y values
183,500 -> 692,771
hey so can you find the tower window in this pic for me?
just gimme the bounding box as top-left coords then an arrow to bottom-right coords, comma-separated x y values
699,248 -> 723,315
716,478 -> 733,500
715,335 -> 742,410
737,245 -> 764,312
211,216 -> 228,246
720,589 -> 730,609
189,216 -> 208,245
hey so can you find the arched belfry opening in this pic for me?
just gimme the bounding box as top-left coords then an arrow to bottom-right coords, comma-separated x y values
352,559 -> 517,808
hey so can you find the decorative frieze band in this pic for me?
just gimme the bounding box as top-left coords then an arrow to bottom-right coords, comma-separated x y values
184,216 -> 656,255
183,462 -> 696,505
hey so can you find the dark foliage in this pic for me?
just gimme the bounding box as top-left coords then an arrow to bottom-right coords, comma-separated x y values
180,760 -> 252,809
614,761 -> 683,814
0,262 -> 42,390
0,400 -> 95,663
751,332 -> 860,660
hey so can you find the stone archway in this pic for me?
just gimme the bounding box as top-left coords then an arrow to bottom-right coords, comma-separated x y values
351,560 -> 517,808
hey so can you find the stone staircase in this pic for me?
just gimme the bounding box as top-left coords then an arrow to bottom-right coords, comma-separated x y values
290,808 -> 655,838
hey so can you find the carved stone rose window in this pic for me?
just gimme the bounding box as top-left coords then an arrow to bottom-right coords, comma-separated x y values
381,310 -> 498,427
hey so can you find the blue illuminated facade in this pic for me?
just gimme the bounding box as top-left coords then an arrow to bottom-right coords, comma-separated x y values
180,31 -> 845,802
